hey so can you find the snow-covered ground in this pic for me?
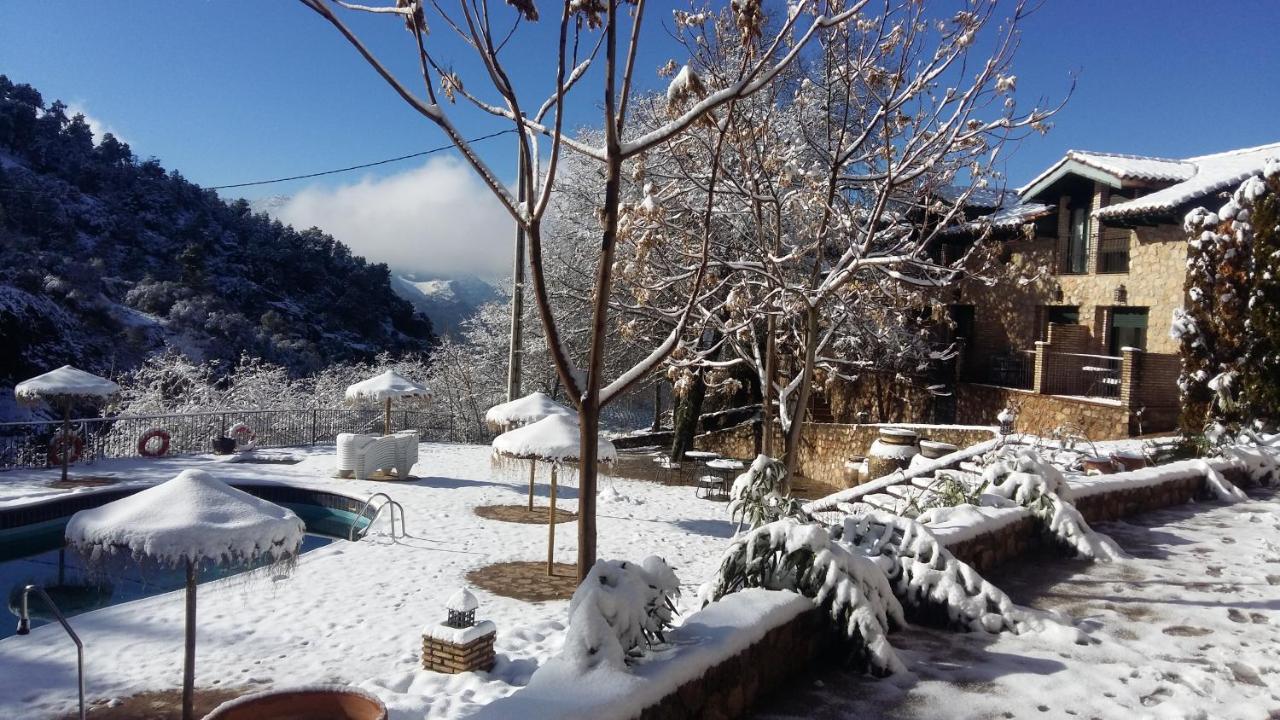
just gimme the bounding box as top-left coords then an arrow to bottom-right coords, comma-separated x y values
0,443 -> 737,719
756,485 -> 1280,720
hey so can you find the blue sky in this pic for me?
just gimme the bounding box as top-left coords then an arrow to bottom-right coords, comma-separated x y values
2,1 -> 1278,274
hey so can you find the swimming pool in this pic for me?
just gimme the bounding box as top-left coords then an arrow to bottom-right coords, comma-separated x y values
0,484 -> 370,639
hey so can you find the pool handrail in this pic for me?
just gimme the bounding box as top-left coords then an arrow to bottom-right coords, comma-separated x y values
16,584 -> 86,720
349,493 -> 406,541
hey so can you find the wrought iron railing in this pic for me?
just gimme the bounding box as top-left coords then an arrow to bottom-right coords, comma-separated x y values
962,349 -> 1035,390
1040,352 -> 1122,399
0,407 -> 462,472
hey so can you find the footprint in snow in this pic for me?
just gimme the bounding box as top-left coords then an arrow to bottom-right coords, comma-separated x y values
1227,608 -> 1250,624
1162,625 -> 1213,637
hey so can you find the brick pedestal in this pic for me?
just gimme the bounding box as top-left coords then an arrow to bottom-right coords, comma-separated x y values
422,622 -> 496,673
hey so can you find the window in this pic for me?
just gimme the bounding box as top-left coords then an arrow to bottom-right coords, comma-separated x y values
1097,229 -> 1130,273
1040,305 -> 1079,341
948,304 -> 975,343
1063,207 -> 1090,274
1109,308 -> 1148,354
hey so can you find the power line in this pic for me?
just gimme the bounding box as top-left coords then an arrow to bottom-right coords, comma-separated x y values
208,129 -> 514,191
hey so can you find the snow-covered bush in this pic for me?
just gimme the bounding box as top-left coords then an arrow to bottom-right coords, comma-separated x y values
560,556 -> 681,671
701,518 -> 905,674
728,454 -> 803,531
840,512 -> 1077,638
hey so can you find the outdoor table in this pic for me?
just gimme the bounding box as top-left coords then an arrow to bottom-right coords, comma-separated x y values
683,451 -> 720,460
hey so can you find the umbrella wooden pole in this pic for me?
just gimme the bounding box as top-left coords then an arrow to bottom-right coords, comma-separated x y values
546,464 -> 557,576
384,398 -> 392,435
527,460 -> 536,511
61,403 -> 71,484
183,560 -> 197,720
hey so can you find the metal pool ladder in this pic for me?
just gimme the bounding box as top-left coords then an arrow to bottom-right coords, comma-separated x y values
16,584 -> 86,720
349,492 -> 406,541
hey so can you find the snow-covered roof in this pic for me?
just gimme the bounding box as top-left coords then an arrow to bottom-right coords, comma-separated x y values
484,391 -> 576,430
935,185 -> 1018,209
344,370 -> 431,402
1018,142 -> 1280,221
1097,142 -> 1280,221
491,414 -> 617,463
65,469 -> 305,567
14,365 -> 120,406
941,202 -> 1053,236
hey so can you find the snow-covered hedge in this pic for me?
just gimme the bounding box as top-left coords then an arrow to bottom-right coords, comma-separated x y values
560,557 -> 681,671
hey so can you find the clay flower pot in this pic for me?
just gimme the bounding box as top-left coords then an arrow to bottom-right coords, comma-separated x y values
1081,456 -> 1117,475
205,686 -> 387,720
1110,451 -> 1147,472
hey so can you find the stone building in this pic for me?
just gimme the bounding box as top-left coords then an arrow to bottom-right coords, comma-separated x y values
937,141 -> 1280,437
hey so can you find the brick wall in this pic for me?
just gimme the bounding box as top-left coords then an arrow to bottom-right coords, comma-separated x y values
955,383 -> 1131,438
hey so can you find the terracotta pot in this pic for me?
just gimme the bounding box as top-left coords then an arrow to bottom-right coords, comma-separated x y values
1110,452 -> 1147,472
1081,456 -> 1117,475
918,440 -> 958,460
205,687 -> 388,720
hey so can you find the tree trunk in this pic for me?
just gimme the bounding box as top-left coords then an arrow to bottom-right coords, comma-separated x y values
761,315 -> 777,457
650,381 -> 663,431
182,560 -> 196,720
507,145 -> 527,403
670,370 -> 706,461
383,397 -> 392,435
60,403 -> 70,485
783,307 -> 819,481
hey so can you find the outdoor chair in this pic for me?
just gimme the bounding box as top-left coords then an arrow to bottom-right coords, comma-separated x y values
337,431 -> 418,480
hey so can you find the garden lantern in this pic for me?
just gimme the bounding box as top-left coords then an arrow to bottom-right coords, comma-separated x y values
997,407 -> 1016,436
445,588 -> 478,629
1114,284 -> 1128,304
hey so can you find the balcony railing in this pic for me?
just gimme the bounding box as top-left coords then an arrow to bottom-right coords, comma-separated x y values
1040,352 -> 1122,399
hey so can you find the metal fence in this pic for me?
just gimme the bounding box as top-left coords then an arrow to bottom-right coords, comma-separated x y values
1041,352 -> 1122,399
0,407 -> 465,472
963,349 -> 1035,390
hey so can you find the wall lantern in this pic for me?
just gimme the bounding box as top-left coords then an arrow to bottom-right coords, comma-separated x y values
1114,284 -> 1128,304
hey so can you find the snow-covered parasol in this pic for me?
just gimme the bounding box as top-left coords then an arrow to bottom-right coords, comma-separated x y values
15,365 -> 120,483
65,469 -> 304,720
344,370 -> 431,435
483,391 -> 576,433
485,392 -> 577,508
491,415 -> 616,574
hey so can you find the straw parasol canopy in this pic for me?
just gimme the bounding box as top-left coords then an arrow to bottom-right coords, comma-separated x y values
65,469 -> 304,720
15,365 -> 120,483
345,370 -> 431,435
491,415 -> 615,575
483,391 -> 576,433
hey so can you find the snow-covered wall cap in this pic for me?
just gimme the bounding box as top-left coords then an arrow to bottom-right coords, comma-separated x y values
344,370 -> 431,402
15,365 -> 120,405
446,587 -> 479,612
65,468 -> 305,567
491,414 -> 617,463
484,391 -> 576,429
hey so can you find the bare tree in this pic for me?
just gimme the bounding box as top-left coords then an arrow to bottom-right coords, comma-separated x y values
610,1 -> 1067,476
298,0 -> 864,578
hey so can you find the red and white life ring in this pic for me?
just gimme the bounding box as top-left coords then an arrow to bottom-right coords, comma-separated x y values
137,428 -> 171,458
228,422 -> 256,448
47,431 -> 84,466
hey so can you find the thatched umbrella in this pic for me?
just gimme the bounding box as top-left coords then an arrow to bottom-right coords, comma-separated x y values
15,365 -> 119,483
65,469 -> 304,720
345,370 -> 431,435
485,392 -> 576,508
491,415 -> 616,574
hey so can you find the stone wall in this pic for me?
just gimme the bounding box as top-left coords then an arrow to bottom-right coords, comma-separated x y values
695,421 -> 996,486
637,608 -> 831,720
825,372 -> 937,424
955,383 -> 1131,438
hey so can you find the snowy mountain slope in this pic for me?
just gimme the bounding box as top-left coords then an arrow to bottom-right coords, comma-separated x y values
392,273 -> 499,335
0,75 -> 435,415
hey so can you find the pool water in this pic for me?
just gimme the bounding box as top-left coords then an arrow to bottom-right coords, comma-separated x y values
0,503 -> 364,640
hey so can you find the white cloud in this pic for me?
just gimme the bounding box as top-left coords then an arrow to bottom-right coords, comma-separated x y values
271,156 -> 515,278
65,102 -> 126,146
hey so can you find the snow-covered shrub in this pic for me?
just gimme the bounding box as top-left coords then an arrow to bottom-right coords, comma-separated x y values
979,448 -> 1126,560
839,512 -> 1078,639
701,518 -> 906,674
560,556 -> 681,671
728,454 -> 803,531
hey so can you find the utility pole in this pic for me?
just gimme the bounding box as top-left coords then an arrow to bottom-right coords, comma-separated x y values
505,137 -> 527,402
